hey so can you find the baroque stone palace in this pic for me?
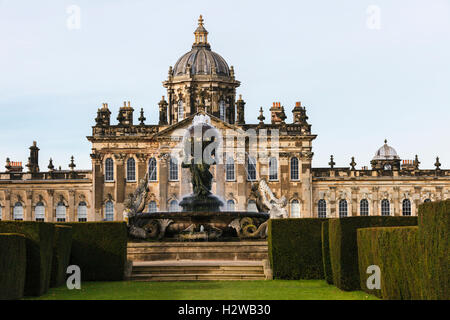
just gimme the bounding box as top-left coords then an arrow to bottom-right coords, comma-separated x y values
0,16 -> 449,222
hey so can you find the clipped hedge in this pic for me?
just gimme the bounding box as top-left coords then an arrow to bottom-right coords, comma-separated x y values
329,216 -> 417,291
418,200 -> 450,300
63,222 -> 127,281
0,222 -> 54,296
321,220 -> 333,284
268,218 -> 328,279
50,225 -> 73,288
357,226 -> 421,299
0,233 -> 27,300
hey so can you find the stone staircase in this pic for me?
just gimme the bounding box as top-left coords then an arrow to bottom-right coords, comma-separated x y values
127,241 -> 271,281
130,260 -> 268,281
127,241 -> 268,261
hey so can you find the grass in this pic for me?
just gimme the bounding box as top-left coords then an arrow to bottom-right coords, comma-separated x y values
26,280 -> 378,300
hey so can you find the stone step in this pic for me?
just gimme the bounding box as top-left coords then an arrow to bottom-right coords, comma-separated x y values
127,241 -> 268,261
129,260 -> 269,282
130,274 -> 266,281
133,266 -> 264,275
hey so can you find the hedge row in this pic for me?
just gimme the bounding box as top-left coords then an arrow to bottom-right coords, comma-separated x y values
0,233 -> 27,300
63,222 -> 127,281
268,218 -> 327,279
357,226 -> 421,299
50,225 -> 73,288
328,216 -> 418,291
418,200 -> 449,300
0,221 -> 54,296
321,220 -> 333,285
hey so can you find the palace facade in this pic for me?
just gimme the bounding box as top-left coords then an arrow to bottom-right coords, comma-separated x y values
1,16 -> 449,222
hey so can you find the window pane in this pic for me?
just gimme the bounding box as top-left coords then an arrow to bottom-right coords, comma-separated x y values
127,158 -> 136,181
78,201 -> 87,221
13,202 -> 23,220
148,201 -> 157,213
169,157 -> 178,181
247,157 -> 256,181
381,199 -> 390,216
360,199 -> 369,216
35,202 -> 45,221
169,200 -> 179,212
291,200 -> 300,218
290,157 -> 299,180
56,202 -> 66,222
148,158 -> 157,181
178,101 -> 184,121
226,200 -> 235,211
226,157 -> 235,181
318,199 -> 327,218
339,200 -> 347,217
402,199 -> 411,216
105,201 -> 114,221
219,101 -> 225,121
105,158 -> 114,182
269,157 -> 278,180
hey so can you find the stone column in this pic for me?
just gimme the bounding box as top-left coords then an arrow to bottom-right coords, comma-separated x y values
180,167 -> 191,198
159,155 -> 169,211
46,190 -> 54,222
216,163 -> 225,203
330,187 -> 336,218
25,190 -> 33,221
393,187 -> 400,216
114,154 -> 126,215
300,161 -> 313,217
68,190 -> 76,222
91,153 -> 104,221
351,187 -> 359,216
372,187 -> 379,216
136,154 -> 148,182
4,190 -> 11,220
236,163 -> 247,211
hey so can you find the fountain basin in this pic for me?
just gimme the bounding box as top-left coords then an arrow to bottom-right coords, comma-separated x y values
132,211 -> 269,240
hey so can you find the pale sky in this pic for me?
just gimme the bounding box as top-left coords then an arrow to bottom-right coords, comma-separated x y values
1,0 -> 449,170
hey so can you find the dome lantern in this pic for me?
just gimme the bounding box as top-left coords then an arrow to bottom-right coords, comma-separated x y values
194,15 -> 209,47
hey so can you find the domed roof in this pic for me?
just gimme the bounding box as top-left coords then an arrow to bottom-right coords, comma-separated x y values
173,47 -> 230,77
172,15 -> 231,77
373,140 -> 400,160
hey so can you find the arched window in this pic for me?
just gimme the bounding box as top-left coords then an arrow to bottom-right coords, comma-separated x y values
105,158 -> 114,182
318,199 -> 327,218
247,200 -> 258,212
56,202 -> 66,222
169,200 -> 179,212
290,200 -> 300,218
269,157 -> 278,181
148,157 -> 157,181
424,198 -> 431,203
247,156 -> 257,181
13,202 -> 23,221
35,202 -> 45,222
178,100 -> 184,121
226,200 -> 235,211
226,157 -> 235,181
105,201 -> 114,221
169,157 -> 178,181
127,158 -> 136,181
219,101 -> 226,121
77,201 -> 87,222
360,199 -> 369,216
381,199 -> 390,216
290,157 -> 299,180
148,201 -> 158,213
402,199 -> 411,216
339,199 -> 347,218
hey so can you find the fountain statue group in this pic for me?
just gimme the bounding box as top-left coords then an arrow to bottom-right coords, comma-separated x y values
124,115 -> 288,241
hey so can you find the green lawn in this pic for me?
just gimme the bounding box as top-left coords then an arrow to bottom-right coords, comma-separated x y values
26,280 -> 378,300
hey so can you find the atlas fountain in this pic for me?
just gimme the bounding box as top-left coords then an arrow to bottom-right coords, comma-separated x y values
124,114 -> 287,241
